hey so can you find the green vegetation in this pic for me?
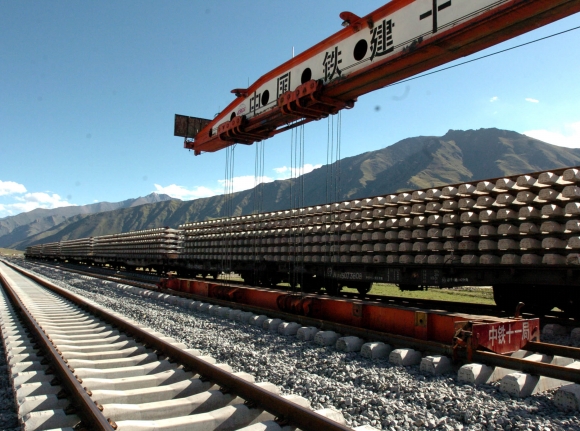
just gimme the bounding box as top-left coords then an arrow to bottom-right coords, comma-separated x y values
274,279 -> 495,305
343,283 -> 496,305
0,248 -> 24,256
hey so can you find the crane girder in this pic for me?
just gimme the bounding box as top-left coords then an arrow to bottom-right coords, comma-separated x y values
176,0 -> 580,155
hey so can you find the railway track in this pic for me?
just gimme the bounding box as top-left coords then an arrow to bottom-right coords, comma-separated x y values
7,258 -> 580,430
0,261 -> 351,431
9,259 -> 580,377
5,259 -> 580,429
21,259 -> 577,327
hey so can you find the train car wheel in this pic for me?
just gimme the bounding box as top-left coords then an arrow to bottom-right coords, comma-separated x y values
521,284 -> 554,315
241,271 -> 256,286
398,284 -> 420,291
351,281 -> 372,296
300,275 -> 318,293
492,285 -> 519,312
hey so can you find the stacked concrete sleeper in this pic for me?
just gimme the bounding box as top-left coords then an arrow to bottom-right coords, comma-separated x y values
60,237 -> 93,259
179,167 -> 580,266
92,227 -> 181,260
26,167 -> 580,267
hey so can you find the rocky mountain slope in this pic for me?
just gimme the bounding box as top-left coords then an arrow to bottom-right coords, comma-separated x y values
0,193 -> 176,249
10,128 -> 580,250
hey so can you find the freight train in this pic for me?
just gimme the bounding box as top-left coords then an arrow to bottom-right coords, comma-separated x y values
25,166 -> 580,315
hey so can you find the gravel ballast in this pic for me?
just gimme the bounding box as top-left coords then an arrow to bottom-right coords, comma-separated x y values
0,326 -> 19,431
11,261 -> 580,431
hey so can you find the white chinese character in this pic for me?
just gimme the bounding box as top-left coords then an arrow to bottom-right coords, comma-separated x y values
489,326 -> 498,345
505,324 -> 514,344
522,322 -> 529,340
497,325 -> 506,345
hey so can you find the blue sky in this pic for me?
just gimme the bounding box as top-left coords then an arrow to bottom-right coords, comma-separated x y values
1,1 -> 579,217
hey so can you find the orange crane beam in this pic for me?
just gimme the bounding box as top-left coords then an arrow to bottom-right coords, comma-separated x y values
175,0 -> 580,155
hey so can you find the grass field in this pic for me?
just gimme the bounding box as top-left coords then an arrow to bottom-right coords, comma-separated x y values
0,248 -> 24,256
272,277 -> 495,305
0,259 -> 495,305
343,283 -> 496,305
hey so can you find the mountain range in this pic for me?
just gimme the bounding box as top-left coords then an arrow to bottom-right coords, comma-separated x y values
0,193 -> 176,250
3,128 -> 580,250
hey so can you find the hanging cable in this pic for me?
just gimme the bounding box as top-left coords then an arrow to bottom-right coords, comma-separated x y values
336,111 -> 342,204
299,125 -> 305,291
289,127 -> 295,211
302,127 -> 305,201
252,141 -> 265,285
222,144 -> 236,281
287,122 -> 306,291
294,125 -> 305,291
289,126 -> 296,289
325,115 -> 333,204
290,126 -> 296,289
324,111 -> 343,290
253,141 -> 265,214
335,111 -> 342,272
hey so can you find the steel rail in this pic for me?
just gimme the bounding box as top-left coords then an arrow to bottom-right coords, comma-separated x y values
524,341 -> 580,361
28,261 -> 162,288
473,350 -> 580,384
33,260 -> 577,326
1,260 -> 353,431
135,286 -> 580,384
0,267 -> 115,431
26,261 -> 576,327
11,259 -> 580,385
26,260 -> 505,315
22,262 -> 457,355
42,261 -> 577,334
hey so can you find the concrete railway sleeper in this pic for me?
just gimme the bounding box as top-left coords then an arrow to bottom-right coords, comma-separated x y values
0,261 -> 354,431
11,260 -> 580,405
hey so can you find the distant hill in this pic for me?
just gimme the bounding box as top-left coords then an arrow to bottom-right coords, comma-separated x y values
0,193 -> 177,249
8,128 -> 580,250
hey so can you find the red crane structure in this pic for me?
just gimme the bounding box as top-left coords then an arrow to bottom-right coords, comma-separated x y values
175,0 -> 580,155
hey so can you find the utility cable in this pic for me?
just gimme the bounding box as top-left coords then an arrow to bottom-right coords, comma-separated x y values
385,25 -> 580,89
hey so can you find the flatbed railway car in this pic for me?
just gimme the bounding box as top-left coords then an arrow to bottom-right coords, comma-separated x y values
26,167 -> 580,314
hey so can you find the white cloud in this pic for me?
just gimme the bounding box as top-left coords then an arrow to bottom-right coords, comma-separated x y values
0,180 -> 26,196
273,163 -> 322,179
524,121 -> 580,148
17,192 -> 60,204
154,163 -> 322,202
154,175 -> 275,200
0,192 -> 73,215
218,175 -> 274,193
0,181 -> 77,217
525,98 -> 539,103
154,184 -> 218,200
489,96 -> 499,103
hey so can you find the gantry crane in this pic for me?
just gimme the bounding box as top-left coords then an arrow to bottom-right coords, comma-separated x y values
175,0 -> 580,155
